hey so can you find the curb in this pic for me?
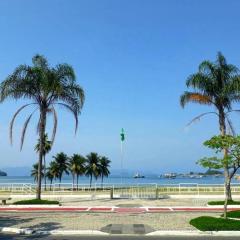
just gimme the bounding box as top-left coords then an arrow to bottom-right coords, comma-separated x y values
207,204 -> 240,208
0,228 -> 108,235
1,227 -> 240,236
147,230 -> 240,236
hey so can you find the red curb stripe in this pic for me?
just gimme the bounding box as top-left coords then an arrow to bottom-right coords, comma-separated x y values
148,208 -> 171,211
89,207 -> 112,211
114,208 -> 146,213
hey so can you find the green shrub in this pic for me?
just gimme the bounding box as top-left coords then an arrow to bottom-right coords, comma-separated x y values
190,216 -> 240,231
222,210 -> 240,219
208,200 -> 240,205
13,199 -> 59,205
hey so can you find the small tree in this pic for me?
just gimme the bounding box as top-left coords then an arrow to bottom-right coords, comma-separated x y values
47,161 -> 60,190
69,154 -> 86,189
53,152 -> 69,188
198,135 -> 240,218
35,134 -> 52,190
85,152 -> 100,188
99,156 -> 111,187
31,163 -> 44,183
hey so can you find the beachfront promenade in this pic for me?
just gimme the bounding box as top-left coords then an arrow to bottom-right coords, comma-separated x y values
0,194 -> 240,234
1,183 -> 240,236
0,199 -> 226,233
1,182 -> 240,198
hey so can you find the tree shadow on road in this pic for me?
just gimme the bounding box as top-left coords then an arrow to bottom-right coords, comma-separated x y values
0,215 -> 34,228
0,215 -> 62,239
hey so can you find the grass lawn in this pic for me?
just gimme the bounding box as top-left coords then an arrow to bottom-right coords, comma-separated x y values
190,216 -> 240,231
208,200 -> 240,205
13,199 -> 60,205
222,210 -> 240,219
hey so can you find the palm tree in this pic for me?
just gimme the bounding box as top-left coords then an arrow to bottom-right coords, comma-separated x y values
99,156 -> 111,187
0,54 -> 85,199
85,152 -> 100,188
35,134 -> 52,190
53,152 -> 69,187
76,155 -> 86,189
45,169 -> 54,190
31,163 -> 44,183
180,52 -> 240,208
69,154 -> 86,190
47,161 -> 60,190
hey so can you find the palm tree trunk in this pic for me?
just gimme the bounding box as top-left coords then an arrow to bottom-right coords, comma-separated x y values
36,109 -> 47,200
50,179 -> 53,191
72,173 -> 75,191
44,155 -> 46,191
77,174 -> 79,191
219,109 -> 232,218
90,174 -> 92,188
101,174 -> 103,188
59,175 -> 62,189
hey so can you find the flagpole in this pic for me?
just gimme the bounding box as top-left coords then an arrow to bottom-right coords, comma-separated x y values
120,128 -> 125,187
121,139 -> 123,185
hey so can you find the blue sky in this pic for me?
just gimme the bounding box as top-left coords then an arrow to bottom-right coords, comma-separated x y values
0,0 -> 240,174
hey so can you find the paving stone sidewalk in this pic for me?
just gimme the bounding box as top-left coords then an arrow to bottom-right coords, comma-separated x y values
0,212 -> 218,232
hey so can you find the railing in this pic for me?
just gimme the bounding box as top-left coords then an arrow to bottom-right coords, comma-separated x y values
0,182 -> 240,197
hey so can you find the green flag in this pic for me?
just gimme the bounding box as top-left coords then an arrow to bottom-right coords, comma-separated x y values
120,128 -> 125,141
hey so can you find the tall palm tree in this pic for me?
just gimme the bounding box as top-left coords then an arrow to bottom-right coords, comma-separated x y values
47,161 -> 60,190
99,156 -> 111,187
53,152 -> 69,187
85,152 -> 100,188
0,54 -> 85,199
180,52 -> 240,203
69,154 -> 86,190
31,163 -> 44,183
35,134 -> 52,190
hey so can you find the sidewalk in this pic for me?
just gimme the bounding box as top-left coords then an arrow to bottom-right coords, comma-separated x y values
0,211 -> 218,232
1,197 -> 239,235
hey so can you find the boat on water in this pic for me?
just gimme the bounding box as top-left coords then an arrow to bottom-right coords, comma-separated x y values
133,173 -> 145,178
161,173 -> 177,179
189,175 -> 203,179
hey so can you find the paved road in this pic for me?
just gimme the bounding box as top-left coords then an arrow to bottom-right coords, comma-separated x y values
0,235 -> 240,240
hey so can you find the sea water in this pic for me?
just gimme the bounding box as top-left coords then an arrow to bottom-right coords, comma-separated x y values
0,175 -> 238,186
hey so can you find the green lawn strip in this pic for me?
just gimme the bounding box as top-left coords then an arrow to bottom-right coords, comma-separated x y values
13,199 -> 59,205
190,216 -> 240,231
220,210 -> 240,219
208,200 -> 240,205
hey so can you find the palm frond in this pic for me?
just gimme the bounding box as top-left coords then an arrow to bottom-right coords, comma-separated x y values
186,73 -> 213,93
226,117 -> 235,136
50,107 -> 58,144
180,92 -> 212,108
10,103 -> 36,145
199,60 -> 216,77
186,112 -> 219,127
32,54 -> 49,70
20,109 -> 37,150
57,103 -> 78,134
55,64 -> 76,84
226,109 -> 240,114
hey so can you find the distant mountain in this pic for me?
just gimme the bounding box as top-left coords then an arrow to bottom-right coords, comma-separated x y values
1,167 -> 31,176
0,170 -> 7,176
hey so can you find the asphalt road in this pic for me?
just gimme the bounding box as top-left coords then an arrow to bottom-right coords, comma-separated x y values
0,235 -> 240,240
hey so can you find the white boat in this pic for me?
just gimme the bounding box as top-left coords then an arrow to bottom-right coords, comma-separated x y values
163,173 -> 177,179
133,173 -> 145,178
